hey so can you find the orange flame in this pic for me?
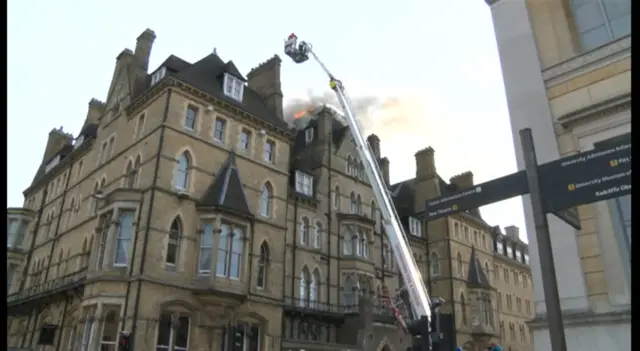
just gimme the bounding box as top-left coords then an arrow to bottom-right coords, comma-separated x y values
294,110 -> 308,119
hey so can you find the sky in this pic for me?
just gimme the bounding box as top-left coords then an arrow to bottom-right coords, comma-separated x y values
7,0 -> 528,242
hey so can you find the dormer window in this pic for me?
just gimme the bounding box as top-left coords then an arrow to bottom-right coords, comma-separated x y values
74,135 -> 85,149
506,245 -> 513,258
151,67 -> 167,86
295,171 -> 313,197
408,217 -> 422,237
515,250 -> 522,262
305,128 -> 314,143
223,73 -> 244,101
45,155 -> 61,173
524,253 -> 530,264
496,240 -> 504,254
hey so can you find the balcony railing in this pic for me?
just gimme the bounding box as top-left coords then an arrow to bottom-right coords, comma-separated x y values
283,296 -> 401,319
284,296 -> 356,314
7,268 -> 88,305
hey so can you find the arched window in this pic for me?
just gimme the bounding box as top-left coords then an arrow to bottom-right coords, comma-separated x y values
333,186 -> 341,210
343,276 -> 357,309
500,321 -> 505,339
133,155 -> 141,186
570,0 -> 630,52
484,261 -> 490,282
300,267 -> 310,306
259,182 -> 272,217
67,198 -> 76,228
310,268 -> 320,307
173,152 -> 191,190
383,243 -> 393,269
166,217 -> 181,266
456,253 -> 463,278
257,242 -> 269,289
460,292 -> 467,326
354,230 -> 362,257
356,194 -> 362,214
56,249 -> 64,278
299,217 -> 309,245
350,192 -> 357,214
313,221 -> 322,248
370,200 -> 376,220
343,228 -> 353,255
358,278 -> 370,298
346,155 -> 353,175
125,160 -> 135,188
430,252 -> 440,277
361,230 -> 369,258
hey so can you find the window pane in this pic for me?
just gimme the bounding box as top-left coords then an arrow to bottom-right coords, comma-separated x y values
610,14 -> 631,38
248,325 -> 260,351
166,243 -> 177,265
175,316 -> 190,348
114,212 -> 134,265
602,0 -> 630,21
101,311 -> 119,342
156,312 -> 172,345
199,224 -> 213,272
217,224 -> 230,276
573,1 -> 606,31
580,25 -> 611,50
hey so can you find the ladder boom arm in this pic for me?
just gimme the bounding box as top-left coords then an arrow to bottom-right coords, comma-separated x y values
284,34 -> 433,321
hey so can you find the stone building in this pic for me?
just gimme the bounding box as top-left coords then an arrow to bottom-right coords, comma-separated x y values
389,148 -> 534,351
6,29 -> 535,351
6,29 -> 414,351
485,0 -> 630,349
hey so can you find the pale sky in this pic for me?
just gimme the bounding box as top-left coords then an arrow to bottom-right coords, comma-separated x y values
7,0 -> 528,242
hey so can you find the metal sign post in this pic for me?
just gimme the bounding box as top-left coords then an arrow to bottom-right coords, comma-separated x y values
520,128 -> 567,351
421,128 -> 630,351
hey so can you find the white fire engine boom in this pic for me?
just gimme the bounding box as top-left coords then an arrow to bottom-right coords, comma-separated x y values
283,33 -> 434,331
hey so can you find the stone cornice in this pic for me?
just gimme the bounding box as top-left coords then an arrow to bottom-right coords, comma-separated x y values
528,308 -> 631,330
543,36 -> 631,87
558,93 -> 631,129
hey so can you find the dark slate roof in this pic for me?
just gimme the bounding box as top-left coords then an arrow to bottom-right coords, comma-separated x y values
390,176 -> 486,222
390,176 -> 451,217
30,143 -> 76,186
466,246 -> 491,288
224,61 -> 246,81
198,153 -> 253,217
157,53 -> 288,130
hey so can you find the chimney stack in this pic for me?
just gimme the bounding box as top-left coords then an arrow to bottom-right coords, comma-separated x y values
450,171 -> 474,190
367,134 -> 381,159
378,157 -> 390,185
247,55 -> 284,119
134,28 -> 156,72
414,147 -> 436,180
42,127 -> 73,163
84,98 -> 105,126
505,225 -> 520,240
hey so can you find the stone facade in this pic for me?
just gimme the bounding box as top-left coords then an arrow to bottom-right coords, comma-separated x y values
486,0 -> 631,350
6,29 -> 534,351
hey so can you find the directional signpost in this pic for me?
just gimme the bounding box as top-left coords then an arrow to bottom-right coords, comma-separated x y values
422,132 -> 631,229
420,128 -> 631,351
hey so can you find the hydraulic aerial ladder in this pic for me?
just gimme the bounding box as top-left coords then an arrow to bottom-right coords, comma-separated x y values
284,34 -> 445,351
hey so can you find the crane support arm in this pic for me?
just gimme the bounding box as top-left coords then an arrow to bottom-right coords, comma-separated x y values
283,33 -> 434,327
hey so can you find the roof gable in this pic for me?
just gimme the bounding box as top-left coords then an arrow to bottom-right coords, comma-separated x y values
466,246 -> 491,288
198,153 -> 253,217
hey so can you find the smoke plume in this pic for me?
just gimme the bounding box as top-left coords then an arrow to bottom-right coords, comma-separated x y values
283,90 -> 427,139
